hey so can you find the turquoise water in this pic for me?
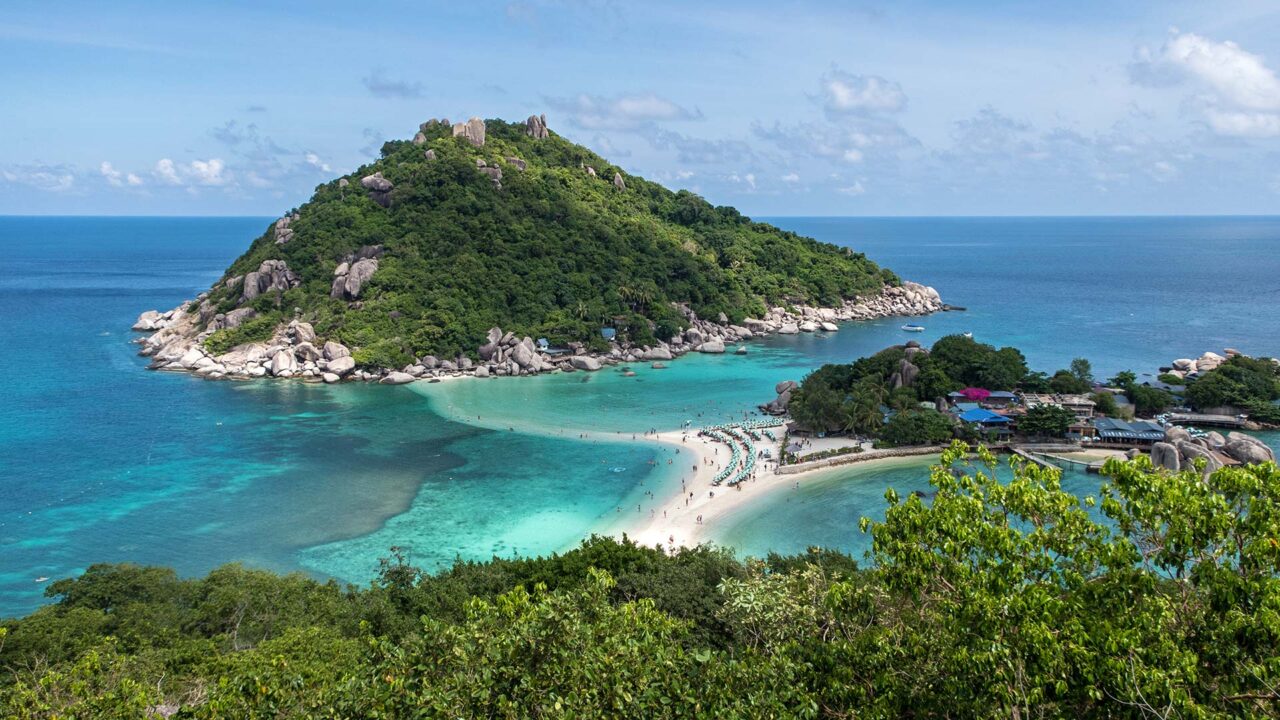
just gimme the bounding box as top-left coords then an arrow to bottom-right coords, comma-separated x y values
2,216 -> 1278,616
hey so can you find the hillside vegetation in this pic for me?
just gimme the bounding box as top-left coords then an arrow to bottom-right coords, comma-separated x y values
4,446 -> 1279,718
198,117 -> 897,366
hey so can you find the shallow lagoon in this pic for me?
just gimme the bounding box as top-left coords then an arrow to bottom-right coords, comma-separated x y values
2,215 -> 1279,616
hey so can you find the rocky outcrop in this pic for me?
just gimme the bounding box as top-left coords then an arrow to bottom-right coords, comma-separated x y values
525,114 -> 549,139
506,156 -> 526,171
613,172 -> 626,191
242,260 -> 300,302
570,355 -> 601,371
1151,442 -> 1181,472
697,339 -> 725,354
330,247 -> 384,301
273,214 -> 299,245
1223,432 -> 1276,464
761,380 -> 799,416
452,117 -> 486,147
890,358 -> 920,389
360,172 -> 394,207
380,371 -> 416,385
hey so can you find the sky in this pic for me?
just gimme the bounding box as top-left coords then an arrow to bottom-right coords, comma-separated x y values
3,0 -> 1280,216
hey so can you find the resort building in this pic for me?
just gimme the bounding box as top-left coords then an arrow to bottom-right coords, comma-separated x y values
955,407 -> 1014,436
1020,393 -> 1097,420
1090,417 -> 1165,445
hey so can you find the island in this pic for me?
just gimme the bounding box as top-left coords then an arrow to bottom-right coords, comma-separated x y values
131,115 -> 945,383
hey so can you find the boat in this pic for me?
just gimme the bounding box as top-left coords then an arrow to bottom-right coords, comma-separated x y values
901,324 -> 925,332
35,576 -> 48,583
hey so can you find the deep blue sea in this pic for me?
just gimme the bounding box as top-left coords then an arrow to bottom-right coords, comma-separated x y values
2,215 -> 1278,616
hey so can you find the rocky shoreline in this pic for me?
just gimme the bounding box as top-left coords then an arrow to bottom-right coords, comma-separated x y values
132,282 -> 948,384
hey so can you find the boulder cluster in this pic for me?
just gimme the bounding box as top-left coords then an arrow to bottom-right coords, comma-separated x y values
137,314 -> 359,383
359,172 -> 394,208
525,114 -> 549,139
1164,350 -> 1231,379
330,245 -> 384,301
132,280 -> 947,386
452,117 -> 486,147
273,213 -> 299,245
1149,426 -> 1275,474
241,260 -> 300,302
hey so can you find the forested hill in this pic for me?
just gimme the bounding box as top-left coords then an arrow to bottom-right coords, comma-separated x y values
194,115 -> 898,366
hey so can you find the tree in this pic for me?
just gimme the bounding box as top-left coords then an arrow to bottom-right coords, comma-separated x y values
1069,357 -> 1093,386
1128,385 -> 1175,416
879,409 -> 954,446
1017,403 -> 1075,437
1089,391 -> 1119,417
1108,369 -> 1137,390
1049,369 -> 1091,394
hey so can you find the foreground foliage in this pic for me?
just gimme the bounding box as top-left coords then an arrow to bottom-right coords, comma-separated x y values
3,447 -> 1278,718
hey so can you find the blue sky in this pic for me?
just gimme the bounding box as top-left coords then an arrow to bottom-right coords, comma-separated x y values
3,0 -> 1280,216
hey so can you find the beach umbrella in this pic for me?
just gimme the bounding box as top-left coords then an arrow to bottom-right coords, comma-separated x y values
960,387 -> 991,401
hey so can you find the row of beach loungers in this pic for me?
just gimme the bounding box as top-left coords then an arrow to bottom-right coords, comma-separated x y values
698,419 -> 784,487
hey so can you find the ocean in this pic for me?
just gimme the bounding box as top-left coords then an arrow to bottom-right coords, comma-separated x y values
1,215 -> 1278,616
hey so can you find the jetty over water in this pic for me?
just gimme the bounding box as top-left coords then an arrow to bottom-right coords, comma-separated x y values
1166,412 -> 1247,428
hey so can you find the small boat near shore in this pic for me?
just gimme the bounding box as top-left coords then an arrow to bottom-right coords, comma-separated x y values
901,324 -> 925,332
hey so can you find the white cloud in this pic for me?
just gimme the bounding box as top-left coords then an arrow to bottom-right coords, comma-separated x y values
1138,30 -> 1280,137
305,152 -> 331,172
153,158 -> 182,185
822,70 -> 907,114
1149,160 -> 1178,182
546,93 -> 701,130
100,161 -> 142,187
1,164 -> 75,192
152,157 -> 230,186
1204,109 -> 1280,137
1164,31 -> 1280,111
781,172 -> 800,183
837,181 -> 866,196
188,158 -> 228,186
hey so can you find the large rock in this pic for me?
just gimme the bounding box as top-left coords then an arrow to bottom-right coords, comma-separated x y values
290,321 -> 316,344
1150,442 -> 1181,472
1197,351 -> 1226,372
322,341 -> 351,361
613,172 -> 626,191
510,342 -> 537,369
639,346 -> 673,361
1176,441 -> 1223,475
220,307 -> 256,330
452,117 -> 486,147
330,258 -> 379,300
1203,431 -> 1226,449
322,372 -> 341,384
742,318 -> 768,333
474,365 -> 490,378
360,172 -> 393,207
293,342 -> 322,362
778,323 -> 799,335
327,356 -> 356,376
1164,426 -> 1191,444
570,355 -> 601,371
685,328 -> 705,346
132,310 -> 163,331
526,114 -> 549,139
1172,358 -> 1196,372
380,372 -> 416,385
270,350 -> 298,377
242,260 -> 300,302
775,380 -> 799,395
820,321 -> 839,332
697,339 -> 726,354
890,359 -> 920,389
1223,432 -> 1276,464
798,321 -> 819,333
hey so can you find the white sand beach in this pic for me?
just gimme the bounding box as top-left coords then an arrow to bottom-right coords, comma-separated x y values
616,430 -> 943,552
